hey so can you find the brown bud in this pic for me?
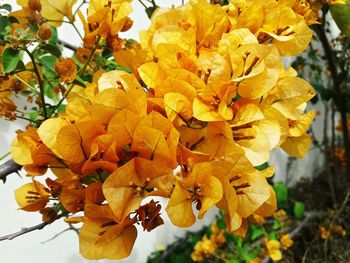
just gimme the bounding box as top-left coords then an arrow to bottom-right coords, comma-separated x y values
40,207 -> 57,224
121,17 -> 133,32
37,24 -> 52,40
28,0 -> 42,12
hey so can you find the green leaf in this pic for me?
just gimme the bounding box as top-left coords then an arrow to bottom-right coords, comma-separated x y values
217,218 -> 226,229
39,44 -> 62,58
29,111 -> 39,121
48,27 -> 58,45
330,0 -> 350,38
2,47 -> 21,73
293,201 -> 305,219
251,228 -> 264,240
0,4 -> 11,12
38,55 -> 57,72
268,231 -> 278,240
273,181 -> 288,207
0,16 -> 10,36
272,220 -> 281,230
255,162 -> 269,171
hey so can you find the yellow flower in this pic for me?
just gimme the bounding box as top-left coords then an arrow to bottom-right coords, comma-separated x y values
331,225 -> 346,236
191,235 -> 217,261
327,0 -> 346,4
14,179 -> 50,212
319,226 -> 332,239
280,234 -> 294,250
266,239 -> 282,261
166,162 -> 224,227
274,209 -> 287,220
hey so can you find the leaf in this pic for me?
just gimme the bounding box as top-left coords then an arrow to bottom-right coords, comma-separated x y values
251,228 -> 264,240
39,44 -> 62,58
2,47 -> 21,73
273,181 -> 288,207
255,162 -> 269,171
293,201 -> 305,219
330,0 -> 350,38
48,27 -> 58,45
0,4 -> 11,12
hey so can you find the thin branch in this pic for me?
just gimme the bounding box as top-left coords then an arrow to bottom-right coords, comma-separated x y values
0,213 -> 68,241
40,223 -> 79,245
323,189 -> 350,260
0,222 -> 49,241
57,39 -> 78,52
24,47 -> 48,119
0,159 -> 22,181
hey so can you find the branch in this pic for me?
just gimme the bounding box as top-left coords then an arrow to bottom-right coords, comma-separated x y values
0,159 -> 22,181
314,23 -> 350,175
0,213 -> 68,241
57,39 -> 78,52
0,222 -> 49,241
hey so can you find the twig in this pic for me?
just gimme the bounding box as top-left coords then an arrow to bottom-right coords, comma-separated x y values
323,189 -> 350,261
24,46 -> 48,119
0,213 -> 68,241
0,222 -> 49,241
0,159 -> 22,181
40,223 -> 79,244
57,39 -> 78,52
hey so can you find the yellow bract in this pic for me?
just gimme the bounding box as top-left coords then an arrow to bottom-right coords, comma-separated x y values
9,0 -> 318,260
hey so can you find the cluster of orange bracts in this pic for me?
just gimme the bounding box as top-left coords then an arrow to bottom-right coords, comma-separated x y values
11,0 -> 317,259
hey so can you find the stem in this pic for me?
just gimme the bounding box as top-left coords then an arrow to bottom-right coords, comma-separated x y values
0,152 -> 10,161
138,0 -> 148,8
51,36 -> 101,117
70,21 -> 84,40
315,24 -> 350,176
24,47 -> 48,119
0,213 -> 68,241
15,115 -> 41,124
13,74 -> 39,95
57,39 -> 78,52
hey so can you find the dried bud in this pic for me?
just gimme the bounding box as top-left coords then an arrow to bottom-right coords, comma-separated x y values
37,24 -> 52,40
55,58 -> 77,83
106,35 -> 124,52
121,17 -> 133,32
28,0 -> 42,12
40,207 -> 57,223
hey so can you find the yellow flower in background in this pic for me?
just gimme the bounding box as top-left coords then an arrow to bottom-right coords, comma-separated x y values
274,209 -> 287,220
280,234 -> 294,250
266,239 -> 282,261
319,226 -> 332,239
331,225 -> 346,236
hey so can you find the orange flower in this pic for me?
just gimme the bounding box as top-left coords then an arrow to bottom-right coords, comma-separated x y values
14,179 -> 50,212
166,162 -> 223,227
103,157 -> 174,222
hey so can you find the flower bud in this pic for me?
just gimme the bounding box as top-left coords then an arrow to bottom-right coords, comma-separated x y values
28,0 -> 42,12
37,24 -> 52,40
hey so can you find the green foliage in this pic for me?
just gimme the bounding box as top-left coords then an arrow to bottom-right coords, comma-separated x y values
273,181 -> 288,208
1,47 -> 21,73
293,201 -> 305,219
330,0 -> 350,38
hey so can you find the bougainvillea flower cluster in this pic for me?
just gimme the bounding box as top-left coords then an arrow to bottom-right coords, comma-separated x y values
8,0 -> 318,260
